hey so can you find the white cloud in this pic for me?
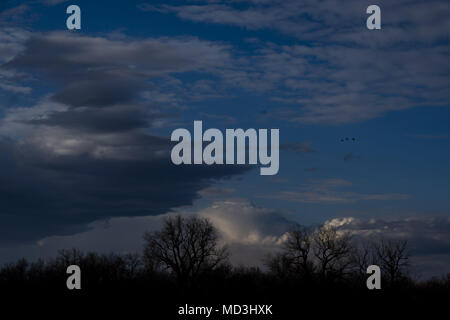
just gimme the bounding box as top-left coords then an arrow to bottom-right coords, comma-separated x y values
325,216 -> 450,278
199,198 -> 292,245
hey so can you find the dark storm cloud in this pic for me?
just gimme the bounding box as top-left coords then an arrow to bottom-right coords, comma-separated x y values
5,32 -> 231,107
0,136 -> 249,244
52,80 -> 143,108
1,31 -> 232,132
0,32 -> 231,135
26,104 -> 152,133
6,32 -> 230,78
0,32 -> 248,245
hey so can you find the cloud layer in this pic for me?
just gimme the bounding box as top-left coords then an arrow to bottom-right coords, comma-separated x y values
0,32 -> 248,244
2,198 -> 448,278
140,0 -> 450,124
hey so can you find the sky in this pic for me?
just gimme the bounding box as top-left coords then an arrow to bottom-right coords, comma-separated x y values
0,0 -> 449,278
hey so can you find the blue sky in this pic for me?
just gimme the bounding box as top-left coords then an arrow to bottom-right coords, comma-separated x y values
0,0 -> 449,277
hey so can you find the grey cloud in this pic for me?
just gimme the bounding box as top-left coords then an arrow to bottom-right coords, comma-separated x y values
9,26 -> 444,127
325,216 -> 450,278
144,0 -> 450,125
0,136 -> 249,244
6,32 -> 230,78
0,31 -> 234,134
245,44 -> 448,124
0,82 -> 31,94
327,216 -> 450,257
197,187 -> 237,198
4,32 -> 231,109
164,4 -> 281,30
0,32 -> 249,245
26,104 -> 153,133
0,28 -> 31,97
0,28 -> 29,64
1,32 -> 234,131
154,0 -> 449,44
51,80 -> 143,108
0,4 -> 31,26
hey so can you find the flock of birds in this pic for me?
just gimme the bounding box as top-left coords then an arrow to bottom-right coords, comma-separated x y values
340,137 -> 356,142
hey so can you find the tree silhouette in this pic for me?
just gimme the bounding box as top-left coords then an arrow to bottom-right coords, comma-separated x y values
1,221 -> 449,315
143,215 -> 229,286
266,225 -> 354,282
374,239 -> 410,286
351,239 -> 378,280
283,225 -> 315,278
351,238 -> 410,286
313,226 -> 353,280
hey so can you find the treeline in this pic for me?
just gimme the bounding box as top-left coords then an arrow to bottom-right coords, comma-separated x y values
0,215 -> 449,315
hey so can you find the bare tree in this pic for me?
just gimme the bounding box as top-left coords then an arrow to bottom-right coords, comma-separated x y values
313,226 -> 353,279
264,252 -> 295,279
283,225 -> 315,277
143,215 -> 229,285
56,248 -> 84,270
122,253 -> 142,279
351,239 -> 378,279
374,239 -> 410,285
265,224 -> 354,281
